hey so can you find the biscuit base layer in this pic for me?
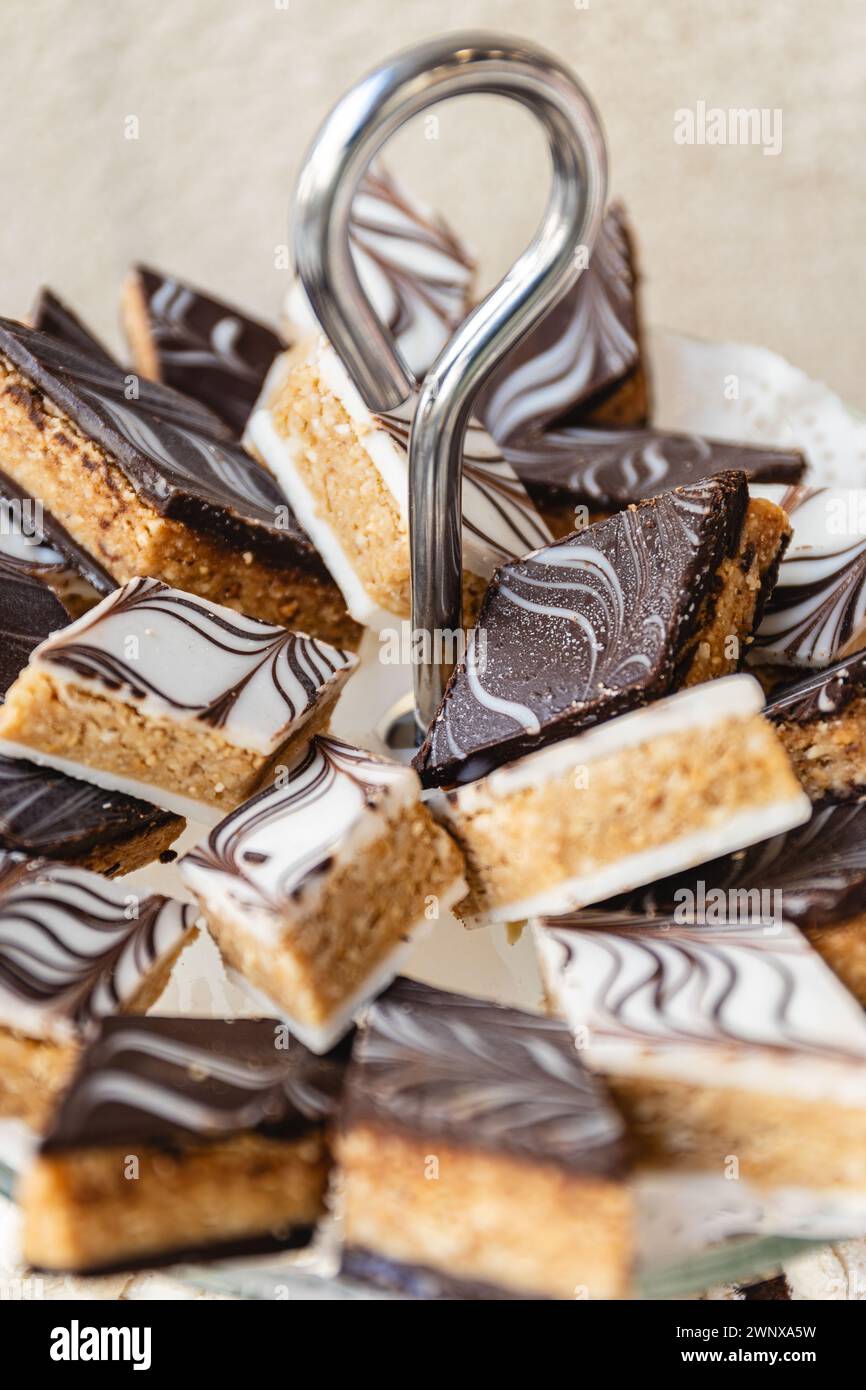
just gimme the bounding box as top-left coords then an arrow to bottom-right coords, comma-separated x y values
806,916 -> 866,1008
446,712 -> 804,922
0,356 -> 359,648
20,1130 -> 328,1273
604,1073 -> 866,1189
195,805 -> 466,1048
0,928 -> 194,1127
0,666 -> 338,816
339,1122 -> 632,1300
266,357 -> 488,628
683,497 -> 790,685
46,812 -> 183,878
773,695 -> 866,800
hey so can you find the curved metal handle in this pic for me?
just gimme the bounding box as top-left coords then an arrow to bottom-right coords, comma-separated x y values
293,32 -> 608,728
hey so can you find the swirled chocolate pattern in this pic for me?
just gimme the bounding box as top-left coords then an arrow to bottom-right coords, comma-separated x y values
500,426 -> 806,512
287,163 -> 475,382
0,569 -> 69,701
0,754 -> 179,864
599,800 -> 866,930
415,472 -> 750,786
42,1015 -> 351,1152
537,917 -> 866,1068
126,267 -> 284,436
30,577 -> 356,754
343,977 -> 627,1177
478,204 -> 641,444
0,467 -> 114,598
751,485 -> 866,668
31,287 -> 116,364
0,852 -> 194,1042
373,401 -> 551,575
0,317 -> 326,572
765,649 -> 866,725
181,735 -> 419,916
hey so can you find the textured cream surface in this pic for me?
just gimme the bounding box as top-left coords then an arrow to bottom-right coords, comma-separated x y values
0,0 -> 862,408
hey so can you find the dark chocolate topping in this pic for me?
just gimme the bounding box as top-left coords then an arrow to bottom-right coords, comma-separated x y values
31,288 -> 117,364
343,977 -> 627,1178
0,754 -> 179,862
42,1015 -> 351,1152
598,800 -> 866,931
500,426 -> 806,511
0,466 -> 114,595
129,266 -> 284,436
765,650 -> 866,725
0,568 -> 69,699
342,1247 -> 540,1301
415,472 -> 750,786
478,203 -> 641,443
0,318 -> 326,574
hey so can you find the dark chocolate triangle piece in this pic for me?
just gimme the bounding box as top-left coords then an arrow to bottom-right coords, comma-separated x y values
31,288 -> 117,364
414,472 -> 750,787
125,266 -> 284,436
501,425 -> 806,514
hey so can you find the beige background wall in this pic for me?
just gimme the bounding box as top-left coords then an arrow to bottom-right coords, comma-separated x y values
2,0 -> 863,406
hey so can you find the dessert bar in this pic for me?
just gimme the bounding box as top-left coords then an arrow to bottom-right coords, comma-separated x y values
604,798 -> 866,1007
535,912 -> 866,1189
0,755 -> 183,875
0,853 -> 196,1126
285,162 -> 475,382
0,317 -> 356,643
432,674 -> 810,924
338,978 -> 632,1300
750,484 -> 866,669
479,203 -> 649,437
0,577 -> 357,822
415,474 -> 790,786
123,266 -> 284,436
20,1016 -> 348,1273
245,340 -> 551,630
500,426 -> 806,536
181,736 -> 466,1052
764,652 -> 866,801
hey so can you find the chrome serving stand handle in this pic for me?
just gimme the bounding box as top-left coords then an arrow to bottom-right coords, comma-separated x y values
293,32 -> 608,731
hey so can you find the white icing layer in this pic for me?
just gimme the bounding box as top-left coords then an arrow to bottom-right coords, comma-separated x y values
20,576 -> 356,754
534,917 -> 866,1108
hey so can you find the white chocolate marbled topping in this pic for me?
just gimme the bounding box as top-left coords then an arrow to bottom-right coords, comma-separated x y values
181,735 -> 425,931
246,339 -> 551,630
20,576 -> 357,755
534,916 -> 866,1108
284,162 -> 475,382
0,852 -> 195,1043
751,484 -> 866,667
